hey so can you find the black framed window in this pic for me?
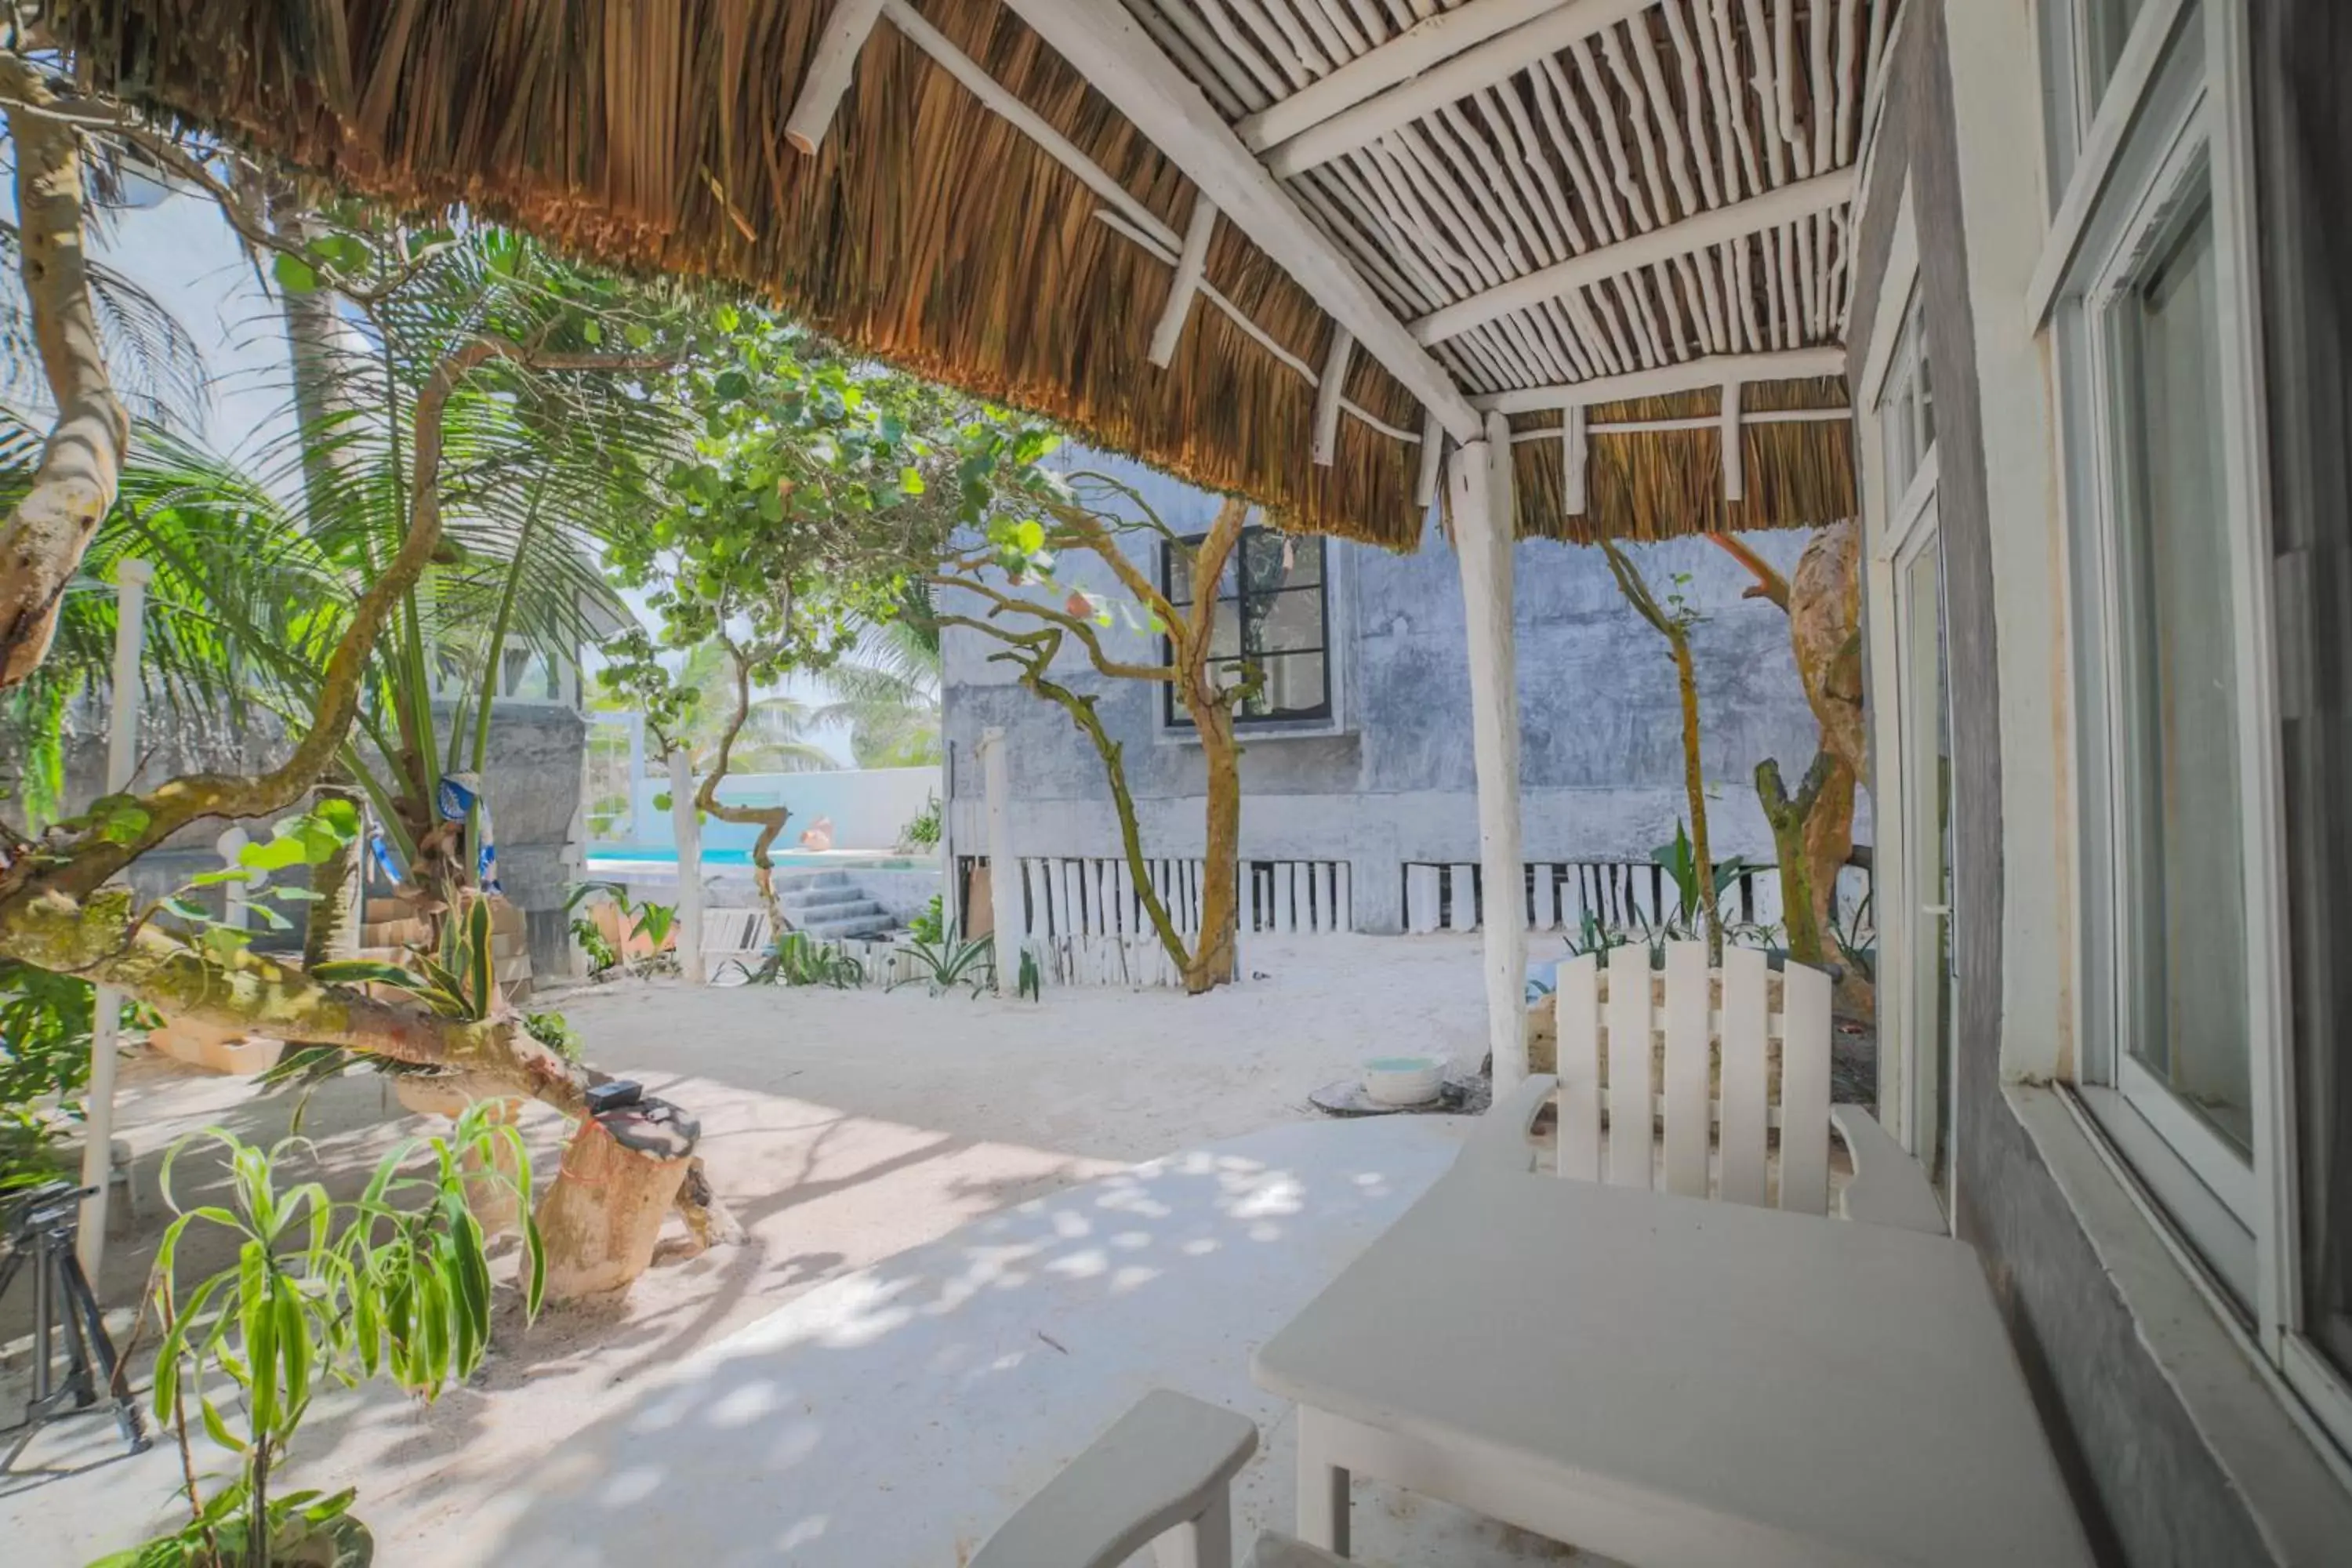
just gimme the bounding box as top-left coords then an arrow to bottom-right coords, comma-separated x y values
1159,528 -> 1330,727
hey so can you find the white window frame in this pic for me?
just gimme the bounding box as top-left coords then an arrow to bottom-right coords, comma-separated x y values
2041,0 -> 2352,1459
1151,532 -> 1352,745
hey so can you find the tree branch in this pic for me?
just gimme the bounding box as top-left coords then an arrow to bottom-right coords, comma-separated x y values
927,572 -> 1174,683
0,54 -> 129,691
1707,532 -> 1791,610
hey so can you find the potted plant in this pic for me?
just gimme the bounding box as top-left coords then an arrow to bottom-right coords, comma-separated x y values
96,1104 -> 544,1566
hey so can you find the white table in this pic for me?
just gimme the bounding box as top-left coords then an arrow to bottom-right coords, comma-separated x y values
1251,1171 -> 2093,1567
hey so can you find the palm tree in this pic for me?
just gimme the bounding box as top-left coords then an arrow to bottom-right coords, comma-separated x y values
815,581 -> 942,768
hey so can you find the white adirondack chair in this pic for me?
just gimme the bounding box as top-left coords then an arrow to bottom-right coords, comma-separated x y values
700,907 -> 773,978
1469,942 -> 1941,1232
970,1390 -> 1343,1568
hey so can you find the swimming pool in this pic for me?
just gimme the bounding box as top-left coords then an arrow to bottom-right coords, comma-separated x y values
583,845 -> 933,871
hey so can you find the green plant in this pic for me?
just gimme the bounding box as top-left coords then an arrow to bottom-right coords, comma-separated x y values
909,892 -> 945,944
569,917 -> 619,978
1015,947 -> 1041,1002
1830,889 -> 1877,984
561,884 -> 677,978
733,931 -> 865,989
0,960 -> 152,1189
891,924 -> 995,997
898,793 -> 943,853
1650,820 -> 1759,931
522,1011 -> 583,1062
110,1105 -> 543,1568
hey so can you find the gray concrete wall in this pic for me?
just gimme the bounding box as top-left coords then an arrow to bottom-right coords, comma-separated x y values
1847,5 -> 2314,1560
942,451 -> 1856,932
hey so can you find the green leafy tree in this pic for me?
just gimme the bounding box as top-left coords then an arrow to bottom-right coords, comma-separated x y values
599,314 -> 948,931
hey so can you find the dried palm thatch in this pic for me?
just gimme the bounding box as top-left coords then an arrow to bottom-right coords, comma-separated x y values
45,0 -> 1851,550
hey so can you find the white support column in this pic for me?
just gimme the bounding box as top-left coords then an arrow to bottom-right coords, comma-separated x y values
215,826 -> 254,931
667,750 -> 706,985
980,728 -> 1025,995
1720,378 -> 1745,501
78,559 -> 151,1280
785,0 -> 888,153
1149,196 -> 1219,366
1450,419 -> 1528,1091
1415,408 -> 1446,510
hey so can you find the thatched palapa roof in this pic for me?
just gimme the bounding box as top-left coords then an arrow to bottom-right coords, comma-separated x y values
45,0 -> 1882,550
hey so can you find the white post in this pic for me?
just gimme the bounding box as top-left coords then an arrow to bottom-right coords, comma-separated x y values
667,749 -> 706,984
78,559 -> 152,1279
1451,419 -> 1528,1093
215,826 -> 254,930
626,711 -> 648,840
979,728 -> 1024,996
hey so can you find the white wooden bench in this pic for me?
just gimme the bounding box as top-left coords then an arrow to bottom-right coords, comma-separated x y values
969,1390 -> 1345,1568
1468,942 -> 1942,1232
700,907 -> 772,978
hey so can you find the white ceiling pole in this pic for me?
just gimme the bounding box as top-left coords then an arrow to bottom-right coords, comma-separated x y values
1238,0 -> 1575,153
1470,346 -> 1846,412
1410,170 -> 1853,345
1264,0 -> 1657,178
1148,195 -> 1221,367
785,0 -> 889,154
997,0 -> 1483,441
1563,401 -> 1589,514
1313,325 -> 1356,465
1721,378 -> 1745,501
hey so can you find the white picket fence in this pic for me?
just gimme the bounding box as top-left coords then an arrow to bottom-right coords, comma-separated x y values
1007,855 -> 1352,940
1402,859 -> 1869,935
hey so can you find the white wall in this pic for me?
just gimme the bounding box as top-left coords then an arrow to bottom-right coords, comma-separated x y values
626,767 -> 936,854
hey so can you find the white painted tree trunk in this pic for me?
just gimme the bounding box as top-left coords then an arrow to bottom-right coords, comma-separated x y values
78,558 -> 150,1278
668,749 -> 706,984
981,728 -> 1024,995
1451,420 -> 1527,1093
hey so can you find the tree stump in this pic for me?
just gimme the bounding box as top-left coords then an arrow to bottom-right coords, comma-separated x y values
535,1098 -> 699,1301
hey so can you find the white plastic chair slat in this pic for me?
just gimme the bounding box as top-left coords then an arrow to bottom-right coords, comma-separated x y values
1719,946 -> 1772,1207
1605,942 -> 1654,1189
1556,954 -> 1603,1181
1777,960 -> 1834,1215
1661,940 -> 1711,1198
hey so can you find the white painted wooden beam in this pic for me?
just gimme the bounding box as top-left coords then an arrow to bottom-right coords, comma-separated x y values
1312,326 -> 1354,464
1261,0 -> 1657,178
1506,405 -> 1852,438
1148,196 -> 1221,367
1472,347 -> 1846,412
1237,0 -> 1577,154
1562,401 -> 1588,514
1412,170 -> 1854,344
999,0 -> 1483,441
1721,378 -> 1745,499
1450,416 -> 1528,1091
1416,407 -> 1446,509
786,0 -> 889,153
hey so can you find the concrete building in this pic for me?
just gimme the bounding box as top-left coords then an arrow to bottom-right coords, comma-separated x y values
942,448 -> 1850,936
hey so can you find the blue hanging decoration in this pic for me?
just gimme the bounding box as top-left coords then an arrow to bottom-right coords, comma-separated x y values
367,828 -> 404,887
437,771 -> 502,896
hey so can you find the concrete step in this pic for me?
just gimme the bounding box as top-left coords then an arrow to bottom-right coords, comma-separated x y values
771,870 -> 852,892
781,885 -> 867,913
797,909 -> 896,941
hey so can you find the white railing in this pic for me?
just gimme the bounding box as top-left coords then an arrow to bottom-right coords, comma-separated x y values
1403,858 -> 1869,936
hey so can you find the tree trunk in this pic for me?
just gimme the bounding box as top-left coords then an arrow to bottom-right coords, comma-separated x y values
0,64 -> 129,691
1801,754 -> 1857,946
694,643 -> 791,938
535,1105 -> 697,1300
1668,628 -> 1720,963
1186,704 -> 1242,993
1789,521 -> 1867,787
1759,753 -> 1837,967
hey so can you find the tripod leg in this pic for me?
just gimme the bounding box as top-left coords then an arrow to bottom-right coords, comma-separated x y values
60,1247 -> 149,1454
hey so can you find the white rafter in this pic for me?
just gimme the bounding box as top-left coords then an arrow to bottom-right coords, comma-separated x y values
1259,0 -> 1658,178
1470,347 -> 1846,412
785,0 -> 889,154
1410,169 -> 1853,345
1000,0 -> 1484,439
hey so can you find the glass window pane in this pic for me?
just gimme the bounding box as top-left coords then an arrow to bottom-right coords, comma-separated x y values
2112,201 -> 2253,1156
1247,653 -> 1327,717
1208,615 -> 1242,661
1247,587 -> 1325,655
1165,547 -> 1192,606
1242,530 -> 1322,591
2083,0 -> 2148,107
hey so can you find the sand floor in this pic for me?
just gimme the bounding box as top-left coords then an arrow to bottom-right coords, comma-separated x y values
3,934 -> 1494,1565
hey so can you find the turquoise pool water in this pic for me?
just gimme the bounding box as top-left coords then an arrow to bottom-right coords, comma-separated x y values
584,845 -> 930,870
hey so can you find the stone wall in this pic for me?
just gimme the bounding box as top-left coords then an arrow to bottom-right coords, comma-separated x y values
941,448 -> 1862,932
